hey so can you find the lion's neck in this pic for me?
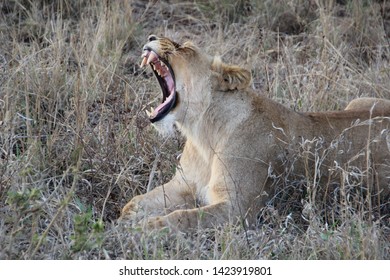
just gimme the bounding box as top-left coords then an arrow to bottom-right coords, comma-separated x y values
175,89 -> 251,162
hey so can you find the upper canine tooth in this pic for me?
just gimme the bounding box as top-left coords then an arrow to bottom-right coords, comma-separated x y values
147,51 -> 158,65
140,56 -> 147,68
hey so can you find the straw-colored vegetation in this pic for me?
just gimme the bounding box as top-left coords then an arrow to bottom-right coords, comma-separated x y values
0,0 -> 389,259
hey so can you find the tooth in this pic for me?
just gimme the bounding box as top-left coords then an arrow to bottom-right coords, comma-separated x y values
147,51 -> 158,65
145,107 -> 155,117
140,56 -> 147,68
160,61 -> 168,71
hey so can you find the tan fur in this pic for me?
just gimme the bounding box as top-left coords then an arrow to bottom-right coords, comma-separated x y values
121,36 -> 390,231
210,56 -> 252,91
345,97 -> 390,114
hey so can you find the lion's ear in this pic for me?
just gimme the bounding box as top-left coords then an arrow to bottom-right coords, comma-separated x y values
211,56 -> 252,91
221,65 -> 252,90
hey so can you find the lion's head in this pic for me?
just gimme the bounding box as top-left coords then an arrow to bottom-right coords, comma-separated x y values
140,35 -> 251,133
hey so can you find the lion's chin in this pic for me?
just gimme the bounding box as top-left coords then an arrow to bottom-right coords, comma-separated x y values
151,113 -> 176,137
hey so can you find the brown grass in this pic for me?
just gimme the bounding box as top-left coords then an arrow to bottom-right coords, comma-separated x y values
0,0 -> 389,259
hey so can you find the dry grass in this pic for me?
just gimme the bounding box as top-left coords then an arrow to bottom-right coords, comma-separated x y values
0,0 -> 389,259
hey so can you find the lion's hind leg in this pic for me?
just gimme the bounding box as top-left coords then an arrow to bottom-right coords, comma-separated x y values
345,97 -> 390,113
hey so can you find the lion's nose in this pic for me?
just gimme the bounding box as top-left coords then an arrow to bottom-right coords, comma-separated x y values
148,35 -> 158,42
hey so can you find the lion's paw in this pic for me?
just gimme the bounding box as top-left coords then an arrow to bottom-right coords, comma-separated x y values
144,216 -> 170,230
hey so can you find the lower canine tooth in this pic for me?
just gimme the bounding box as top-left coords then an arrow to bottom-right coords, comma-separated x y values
146,107 -> 155,117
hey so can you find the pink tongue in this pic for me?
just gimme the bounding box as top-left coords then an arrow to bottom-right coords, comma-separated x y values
155,91 -> 174,113
165,75 -> 174,91
154,74 -> 175,114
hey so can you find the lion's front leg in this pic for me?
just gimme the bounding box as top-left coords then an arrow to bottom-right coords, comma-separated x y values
144,156 -> 269,231
144,175 -> 246,231
120,177 -> 196,223
145,201 -> 231,231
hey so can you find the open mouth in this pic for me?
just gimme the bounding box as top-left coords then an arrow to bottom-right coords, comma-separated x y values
140,48 -> 177,123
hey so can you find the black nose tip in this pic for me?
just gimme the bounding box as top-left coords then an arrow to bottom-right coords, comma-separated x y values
148,35 -> 157,42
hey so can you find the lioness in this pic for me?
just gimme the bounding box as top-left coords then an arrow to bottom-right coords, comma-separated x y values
121,35 -> 390,231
